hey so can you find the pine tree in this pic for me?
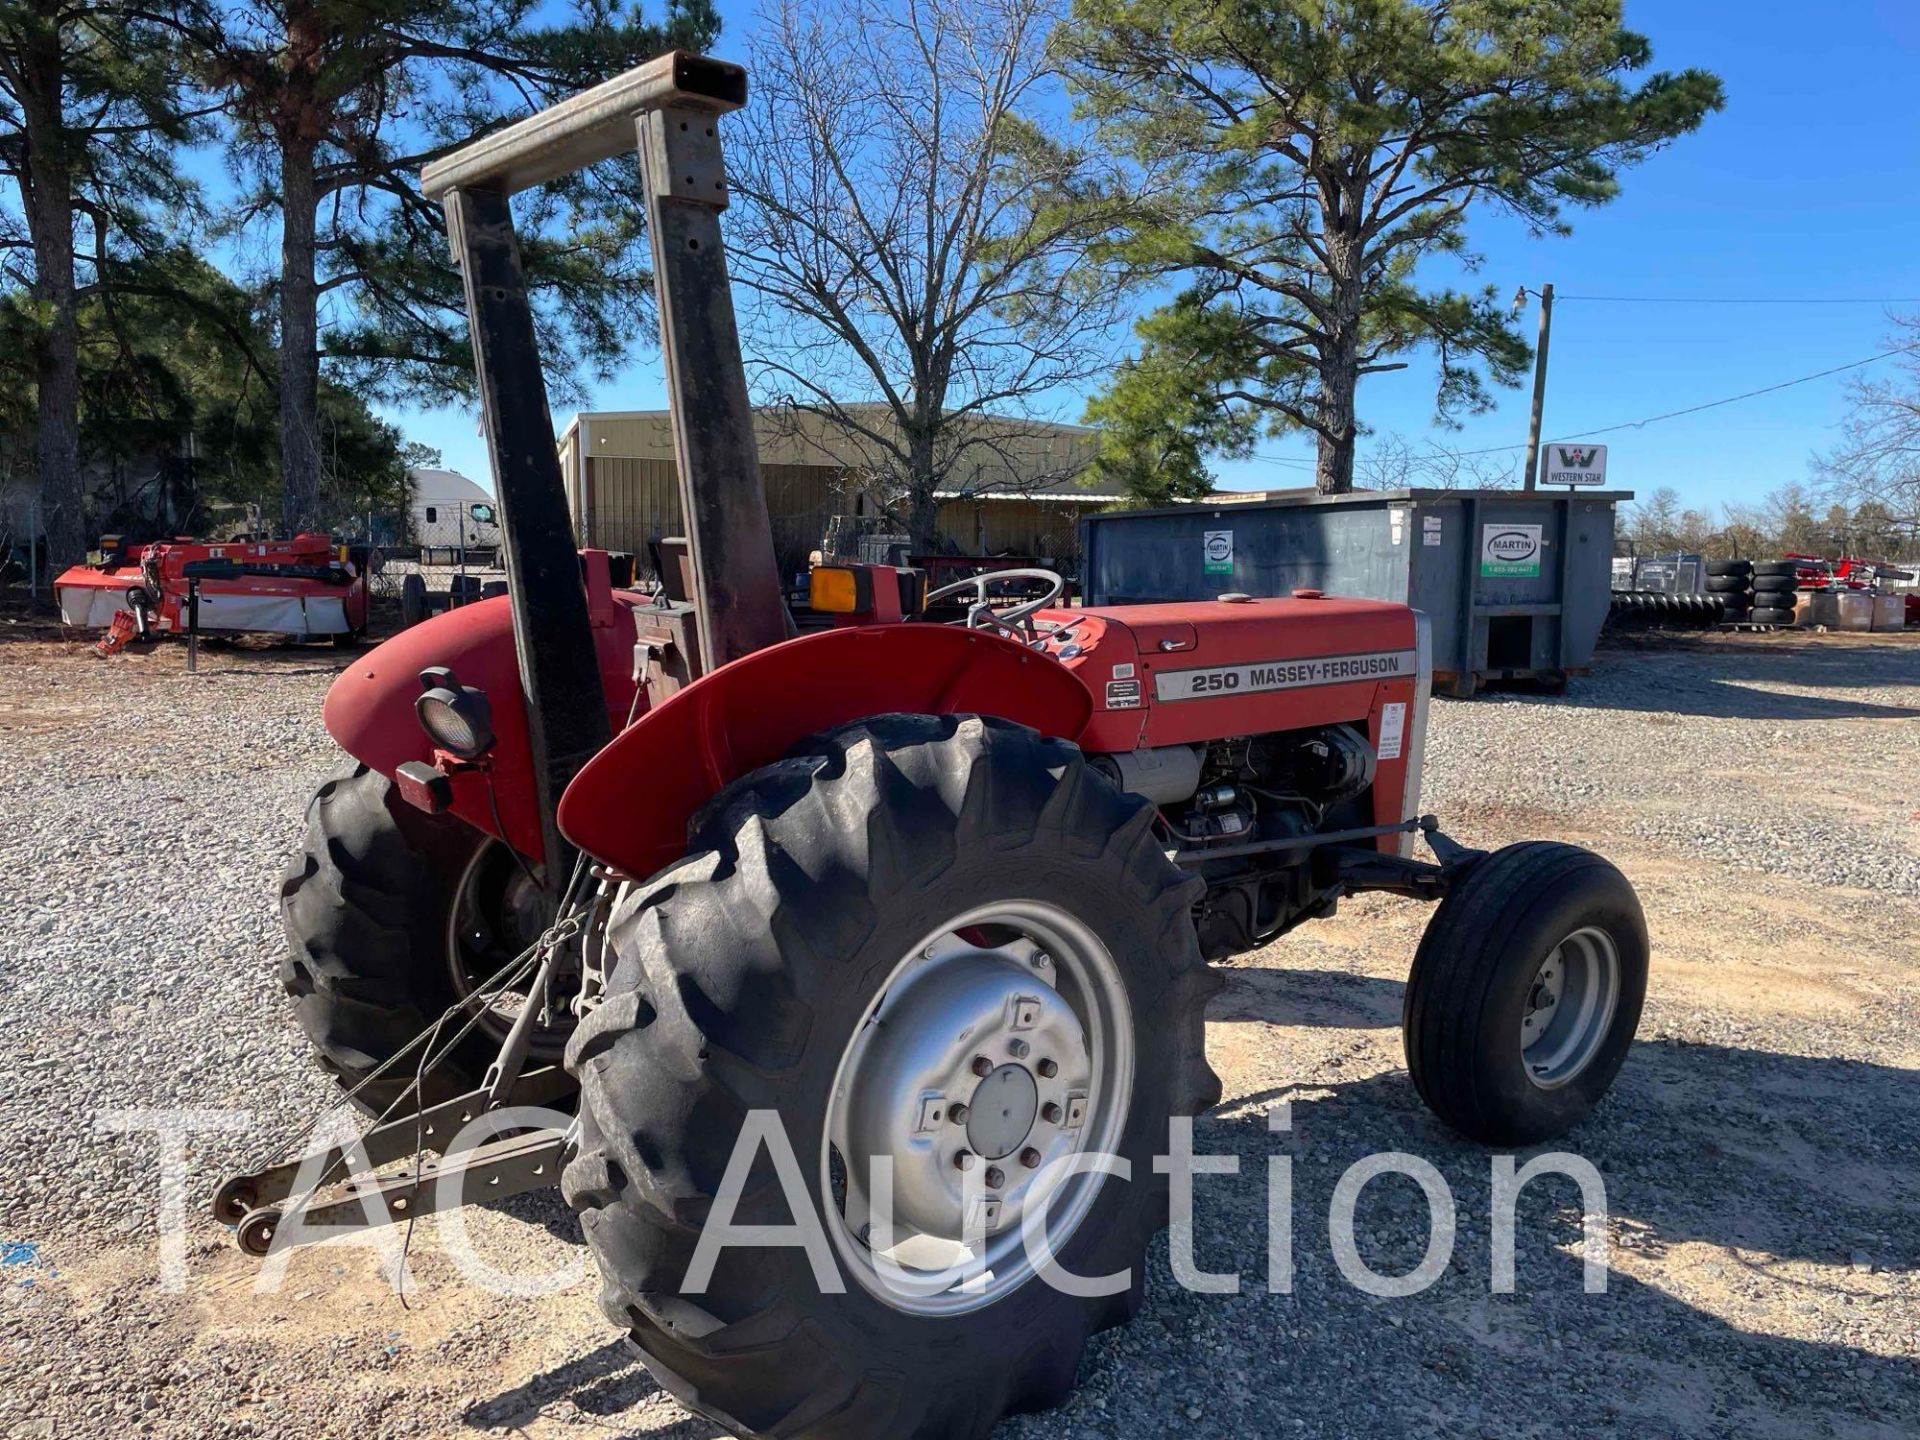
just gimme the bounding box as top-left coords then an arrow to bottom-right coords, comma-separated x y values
1066,0 -> 1722,498
1,0 -> 208,564
202,0 -> 718,533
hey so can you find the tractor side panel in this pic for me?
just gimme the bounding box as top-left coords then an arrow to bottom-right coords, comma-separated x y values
1056,598 -> 1422,854
557,624 -> 1095,880
322,594 -> 643,859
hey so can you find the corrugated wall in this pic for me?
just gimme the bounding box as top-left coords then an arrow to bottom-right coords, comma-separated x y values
567,412 -> 1104,577
934,498 -> 1089,562
581,458 -> 855,578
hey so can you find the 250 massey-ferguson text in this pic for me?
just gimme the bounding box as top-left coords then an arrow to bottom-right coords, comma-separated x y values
218,54 -> 1649,1440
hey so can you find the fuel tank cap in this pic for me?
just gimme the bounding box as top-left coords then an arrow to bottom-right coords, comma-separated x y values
1292,587 -> 1324,599
1217,592 -> 1253,603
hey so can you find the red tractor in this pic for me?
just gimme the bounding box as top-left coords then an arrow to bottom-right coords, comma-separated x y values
222,54 -> 1648,1440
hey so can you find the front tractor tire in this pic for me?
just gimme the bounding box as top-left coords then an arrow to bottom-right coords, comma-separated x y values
1404,842 -> 1649,1146
280,764 -> 567,1111
562,715 -> 1222,1440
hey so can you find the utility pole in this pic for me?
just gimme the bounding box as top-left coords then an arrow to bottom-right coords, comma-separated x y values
1518,282 -> 1554,491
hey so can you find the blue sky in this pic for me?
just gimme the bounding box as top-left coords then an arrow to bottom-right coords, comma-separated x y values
389,0 -> 1920,515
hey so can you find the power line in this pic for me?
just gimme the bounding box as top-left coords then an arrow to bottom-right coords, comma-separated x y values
1241,340 -> 1919,472
1435,342 -> 1920,457
1544,342 -> 1920,442
1559,294 -> 1920,305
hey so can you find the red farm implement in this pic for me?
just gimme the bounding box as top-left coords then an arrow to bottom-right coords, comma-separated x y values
54,533 -> 367,645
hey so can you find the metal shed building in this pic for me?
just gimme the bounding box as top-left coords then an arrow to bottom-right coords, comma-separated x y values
556,408 -> 1120,580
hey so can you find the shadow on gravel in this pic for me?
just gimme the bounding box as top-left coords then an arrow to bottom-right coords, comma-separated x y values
1043,1035 -> 1920,1438
491,1183 -> 585,1244
1575,638 -> 1920,722
457,1034 -> 1920,1438
462,1337 -> 721,1435
1211,965 -> 1404,1030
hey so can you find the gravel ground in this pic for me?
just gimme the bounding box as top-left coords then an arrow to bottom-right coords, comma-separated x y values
1,617 -> 1916,1439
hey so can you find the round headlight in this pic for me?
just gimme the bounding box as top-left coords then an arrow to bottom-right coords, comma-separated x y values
415,685 -> 494,759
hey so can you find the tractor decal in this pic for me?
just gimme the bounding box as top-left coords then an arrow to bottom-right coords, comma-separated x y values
1152,648 -> 1416,701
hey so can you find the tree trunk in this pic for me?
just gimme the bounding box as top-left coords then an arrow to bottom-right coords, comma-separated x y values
905,422 -> 940,553
19,22 -> 86,567
907,489 -> 939,555
279,136 -> 322,536
1315,233 -> 1362,496
1313,389 -> 1356,495
1313,320 -> 1360,490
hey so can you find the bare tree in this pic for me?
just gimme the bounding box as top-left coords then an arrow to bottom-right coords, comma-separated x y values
727,0 -> 1129,551
1718,501 -> 1770,560
1355,434 -> 1517,491
1760,481 -> 1829,557
1814,320 -> 1920,556
1623,485 -> 1681,553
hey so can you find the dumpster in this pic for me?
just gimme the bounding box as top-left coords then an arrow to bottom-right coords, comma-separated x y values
1079,488 -> 1630,697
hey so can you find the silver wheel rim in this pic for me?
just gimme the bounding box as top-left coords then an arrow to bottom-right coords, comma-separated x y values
822,899 -> 1134,1315
1520,926 -> 1620,1089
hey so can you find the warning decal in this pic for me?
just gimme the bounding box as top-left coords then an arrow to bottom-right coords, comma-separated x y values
1377,701 -> 1407,760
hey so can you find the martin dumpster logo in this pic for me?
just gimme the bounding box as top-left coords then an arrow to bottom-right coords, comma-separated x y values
1480,523 -> 1544,578
1203,529 -> 1234,575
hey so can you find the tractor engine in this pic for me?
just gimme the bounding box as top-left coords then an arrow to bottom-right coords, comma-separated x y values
1049,593 -> 1429,960
1094,724 -> 1382,957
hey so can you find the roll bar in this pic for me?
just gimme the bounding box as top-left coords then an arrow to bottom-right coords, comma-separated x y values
421,52 -> 747,199
422,51 -> 788,890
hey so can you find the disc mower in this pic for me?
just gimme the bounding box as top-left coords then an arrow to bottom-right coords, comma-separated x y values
221,53 -> 1649,1440
55,532 -> 368,644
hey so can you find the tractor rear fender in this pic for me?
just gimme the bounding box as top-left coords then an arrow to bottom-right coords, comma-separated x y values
557,624 -> 1094,880
322,561 -> 641,861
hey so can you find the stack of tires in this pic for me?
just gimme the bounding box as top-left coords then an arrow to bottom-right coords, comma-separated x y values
1749,561 -> 1802,627
1705,559 -> 1753,623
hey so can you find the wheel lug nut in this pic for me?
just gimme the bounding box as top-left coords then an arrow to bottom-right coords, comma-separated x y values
948,1102 -> 968,1123
1008,1039 -> 1030,1059
984,1166 -> 1006,1189
1041,1102 -> 1062,1124
1037,1058 -> 1058,1078
971,1056 -> 994,1078
955,1150 -> 977,1171
1020,1147 -> 1042,1169
1032,951 -> 1051,969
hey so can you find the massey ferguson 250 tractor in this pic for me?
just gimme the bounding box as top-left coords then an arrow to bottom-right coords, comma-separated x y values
218,53 -> 1649,1440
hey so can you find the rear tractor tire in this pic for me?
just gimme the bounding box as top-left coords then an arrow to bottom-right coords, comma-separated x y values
280,764 -> 573,1111
1404,842 -> 1649,1146
563,714 -> 1222,1440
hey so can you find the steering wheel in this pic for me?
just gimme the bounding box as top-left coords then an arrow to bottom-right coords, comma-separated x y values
924,567 -> 1065,644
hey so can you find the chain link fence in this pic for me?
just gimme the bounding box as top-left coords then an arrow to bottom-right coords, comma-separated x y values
0,479 -> 46,596
333,503 -> 510,607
